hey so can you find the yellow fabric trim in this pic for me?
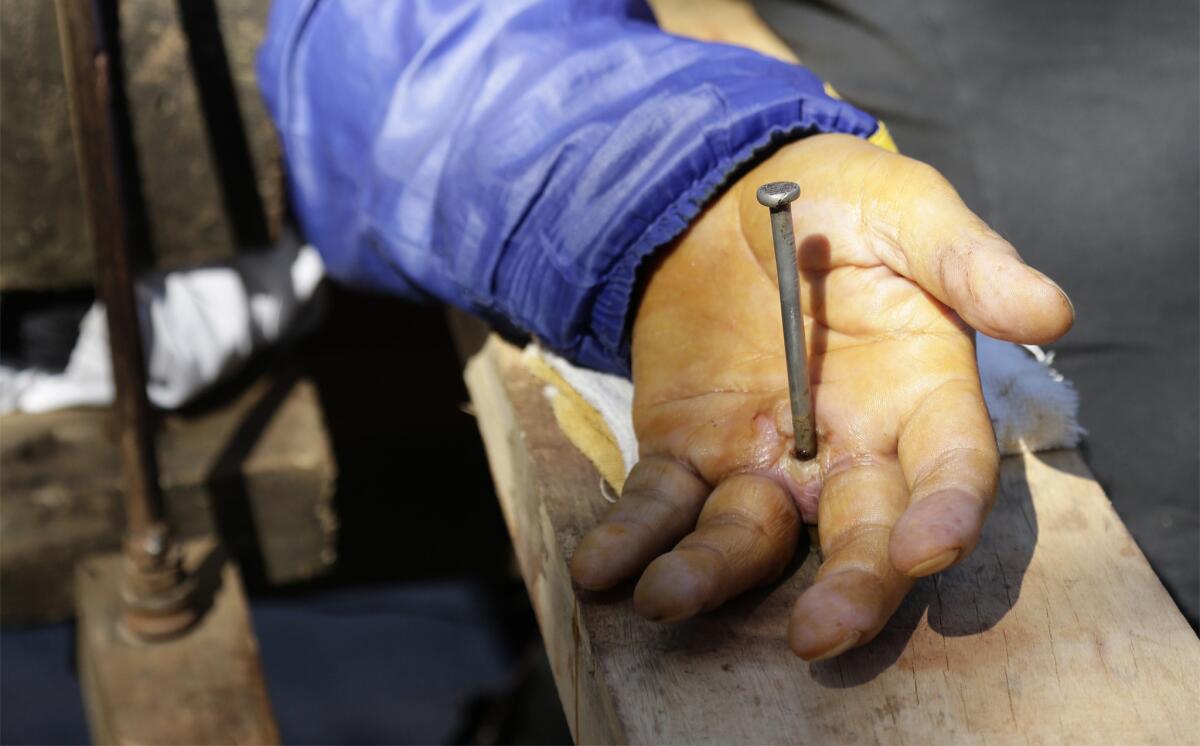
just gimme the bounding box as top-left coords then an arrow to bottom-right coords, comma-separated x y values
868,122 -> 898,153
823,82 -> 899,153
525,353 -> 628,492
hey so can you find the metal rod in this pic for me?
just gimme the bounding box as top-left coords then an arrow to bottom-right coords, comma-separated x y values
756,182 -> 817,460
56,0 -> 196,639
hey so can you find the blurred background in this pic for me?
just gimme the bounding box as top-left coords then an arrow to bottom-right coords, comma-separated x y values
1,0 -> 569,741
1,0 -> 1196,743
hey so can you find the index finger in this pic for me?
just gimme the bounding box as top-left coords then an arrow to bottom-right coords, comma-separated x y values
788,455 -> 913,660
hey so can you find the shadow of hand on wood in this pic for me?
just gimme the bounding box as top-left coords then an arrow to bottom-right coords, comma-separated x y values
811,455 -> 1038,687
926,456 -> 1037,638
574,459 -> 1037,688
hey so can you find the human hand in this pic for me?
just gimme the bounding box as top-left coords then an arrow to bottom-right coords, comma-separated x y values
570,134 -> 1073,660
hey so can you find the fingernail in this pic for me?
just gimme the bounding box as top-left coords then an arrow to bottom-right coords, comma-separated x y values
633,555 -> 714,624
805,631 -> 861,662
1027,266 -> 1075,317
907,548 -> 959,577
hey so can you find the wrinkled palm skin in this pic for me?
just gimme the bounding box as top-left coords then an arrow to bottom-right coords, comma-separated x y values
571,134 -> 1073,660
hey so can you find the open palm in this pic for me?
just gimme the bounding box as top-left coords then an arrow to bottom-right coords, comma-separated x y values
571,134 -> 1073,660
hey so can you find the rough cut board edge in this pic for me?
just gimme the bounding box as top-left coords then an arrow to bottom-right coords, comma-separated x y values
464,332 -> 626,745
462,330 -> 1200,745
76,538 -> 280,746
0,374 -> 337,624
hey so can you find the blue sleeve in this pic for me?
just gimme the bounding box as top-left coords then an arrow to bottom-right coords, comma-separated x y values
257,0 -> 879,375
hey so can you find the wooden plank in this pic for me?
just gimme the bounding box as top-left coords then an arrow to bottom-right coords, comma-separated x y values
649,0 -> 798,62
76,537 -> 279,745
0,373 -> 337,623
462,331 -> 1200,745
0,0 -> 281,291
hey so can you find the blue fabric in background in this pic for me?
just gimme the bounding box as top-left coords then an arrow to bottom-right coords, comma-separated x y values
0,583 -> 522,745
257,0 -> 878,373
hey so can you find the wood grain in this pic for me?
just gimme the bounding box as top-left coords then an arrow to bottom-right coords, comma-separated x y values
458,4 -> 1200,742
650,0 -> 797,62
1,374 -> 337,623
463,331 -> 1200,745
1,0 -> 281,291
76,538 -> 279,745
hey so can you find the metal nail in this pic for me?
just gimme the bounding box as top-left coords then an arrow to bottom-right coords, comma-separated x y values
756,181 -> 817,460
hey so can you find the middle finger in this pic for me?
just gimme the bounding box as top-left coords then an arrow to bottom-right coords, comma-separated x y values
634,473 -> 800,623
788,454 -> 912,660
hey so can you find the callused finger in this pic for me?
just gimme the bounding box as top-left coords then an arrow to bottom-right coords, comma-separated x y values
742,135 -> 1073,344
634,473 -> 799,623
570,456 -> 709,591
891,377 -> 1000,577
789,457 -> 912,661
870,151 -> 1074,345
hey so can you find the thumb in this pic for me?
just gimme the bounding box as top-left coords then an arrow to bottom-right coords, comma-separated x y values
870,156 -> 1074,344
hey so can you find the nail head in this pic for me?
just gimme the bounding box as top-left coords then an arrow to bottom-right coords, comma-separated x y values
756,181 -> 801,209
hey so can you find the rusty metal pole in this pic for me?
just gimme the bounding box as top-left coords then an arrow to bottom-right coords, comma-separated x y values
56,0 -> 197,640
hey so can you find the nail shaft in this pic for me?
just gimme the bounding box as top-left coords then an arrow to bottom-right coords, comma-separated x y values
756,182 -> 816,460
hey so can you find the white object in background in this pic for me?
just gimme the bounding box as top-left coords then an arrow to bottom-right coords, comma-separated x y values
0,239 -> 325,414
